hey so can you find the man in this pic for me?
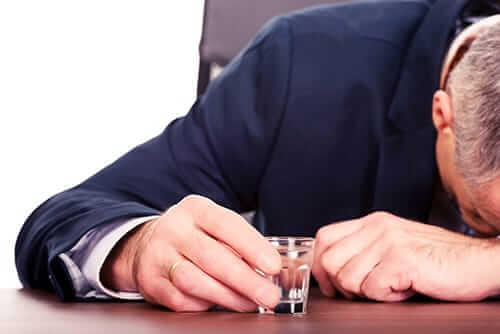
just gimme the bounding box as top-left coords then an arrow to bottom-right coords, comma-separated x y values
15,0 -> 500,312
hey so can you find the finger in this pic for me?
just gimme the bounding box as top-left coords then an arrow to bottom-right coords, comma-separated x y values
178,195 -> 281,275
312,260 -> 336,298
328,273 -> 356,300
360,262 -> 415,302
313,219 -> 364,297
140,275 -> 214,312
167,258 -> 257,312
315,219 -> 378,298
314,220 -> 364,269
134,243 -> 214,312
321,222 -> 384,296
178,229 -> 280,309
336,238 -> 386,296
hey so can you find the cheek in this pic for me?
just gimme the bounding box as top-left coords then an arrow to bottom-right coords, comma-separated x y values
461,212 -> 498,237
473,225 -> 498,237
477,215 -> 500,237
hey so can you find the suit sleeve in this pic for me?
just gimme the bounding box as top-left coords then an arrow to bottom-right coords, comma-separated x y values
15,17 -> 293,300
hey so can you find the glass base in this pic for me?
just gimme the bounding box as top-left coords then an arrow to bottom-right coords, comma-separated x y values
258,300 -> 306,315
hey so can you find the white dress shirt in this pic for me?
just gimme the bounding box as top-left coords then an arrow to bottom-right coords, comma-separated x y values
59,216 -> 158,300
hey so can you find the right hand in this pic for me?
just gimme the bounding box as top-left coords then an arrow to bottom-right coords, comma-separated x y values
101,195 -> 282,312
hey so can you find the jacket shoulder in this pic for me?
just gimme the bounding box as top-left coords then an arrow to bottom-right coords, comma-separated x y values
282,0 -> 432,48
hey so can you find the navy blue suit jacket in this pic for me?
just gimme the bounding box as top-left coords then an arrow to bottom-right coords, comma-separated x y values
16,0 -> 470,300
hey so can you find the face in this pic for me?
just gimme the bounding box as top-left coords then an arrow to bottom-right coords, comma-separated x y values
434,16 -> 500,237
433,92 -> 500,237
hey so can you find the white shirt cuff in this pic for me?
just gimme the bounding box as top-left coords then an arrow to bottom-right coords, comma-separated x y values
59,216 -> 159,300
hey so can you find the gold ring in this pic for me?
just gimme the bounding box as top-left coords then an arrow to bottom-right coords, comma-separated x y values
167,260 -> 183,282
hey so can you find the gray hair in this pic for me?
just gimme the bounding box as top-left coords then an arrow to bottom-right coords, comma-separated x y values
446,23 -> 500,187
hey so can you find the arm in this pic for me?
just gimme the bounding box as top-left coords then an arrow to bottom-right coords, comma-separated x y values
15,16 -> 293,301
312,212 -> 500,301
61,216 -> 158,300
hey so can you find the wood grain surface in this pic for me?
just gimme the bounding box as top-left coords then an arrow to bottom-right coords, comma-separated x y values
3,288 -> 500,334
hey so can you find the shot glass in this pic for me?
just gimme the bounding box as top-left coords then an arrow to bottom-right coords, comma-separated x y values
257,237 -> 314,315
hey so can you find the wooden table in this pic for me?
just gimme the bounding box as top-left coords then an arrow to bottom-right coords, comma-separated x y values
3,288 -> 500,333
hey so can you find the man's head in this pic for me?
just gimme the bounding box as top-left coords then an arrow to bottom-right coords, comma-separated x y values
433,15 -> 500,236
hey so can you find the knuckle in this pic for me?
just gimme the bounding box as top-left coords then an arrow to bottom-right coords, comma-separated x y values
161,208 -> 196,247
166,202 -> 192,222
177,195 -> 217,228
381,229 -> 401,244
375,211 -> 391,219
163,204 -> 179,219
162,208 -> 188,235
320,251 -> 337,276
203,211 -> 224,231
367,211 -> 393,230
337,272 -> 358,294
191,237 -> 213,266
179,194 -> 212,213
191,237 -> 226,274
370,211 -> 391,223
180,194 -> 205,205
315,226 -> 329,247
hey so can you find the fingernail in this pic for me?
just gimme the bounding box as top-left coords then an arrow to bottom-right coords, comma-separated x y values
255,285 -> 280,309
258,253 -> 281,274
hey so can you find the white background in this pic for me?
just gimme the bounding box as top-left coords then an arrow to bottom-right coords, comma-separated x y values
0,1 -> 204,288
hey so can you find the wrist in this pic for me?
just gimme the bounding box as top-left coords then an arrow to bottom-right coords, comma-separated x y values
476,238 -> 500,299
100,220 -> 156,292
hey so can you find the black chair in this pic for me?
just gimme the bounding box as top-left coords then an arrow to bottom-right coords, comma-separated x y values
197,0 -> 350,96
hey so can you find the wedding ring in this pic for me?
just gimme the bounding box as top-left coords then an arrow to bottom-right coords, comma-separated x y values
167,260 -> 183,282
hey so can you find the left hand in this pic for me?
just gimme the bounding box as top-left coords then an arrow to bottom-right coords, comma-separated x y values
312,212 -> 500,302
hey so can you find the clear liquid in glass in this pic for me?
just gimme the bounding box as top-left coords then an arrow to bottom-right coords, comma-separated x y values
257,240 -> 313,315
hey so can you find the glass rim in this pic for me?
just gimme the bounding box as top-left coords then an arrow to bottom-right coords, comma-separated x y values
265,236 -> 315,242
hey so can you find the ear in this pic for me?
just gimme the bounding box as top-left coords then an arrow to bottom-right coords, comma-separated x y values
432,90 -> 454,134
